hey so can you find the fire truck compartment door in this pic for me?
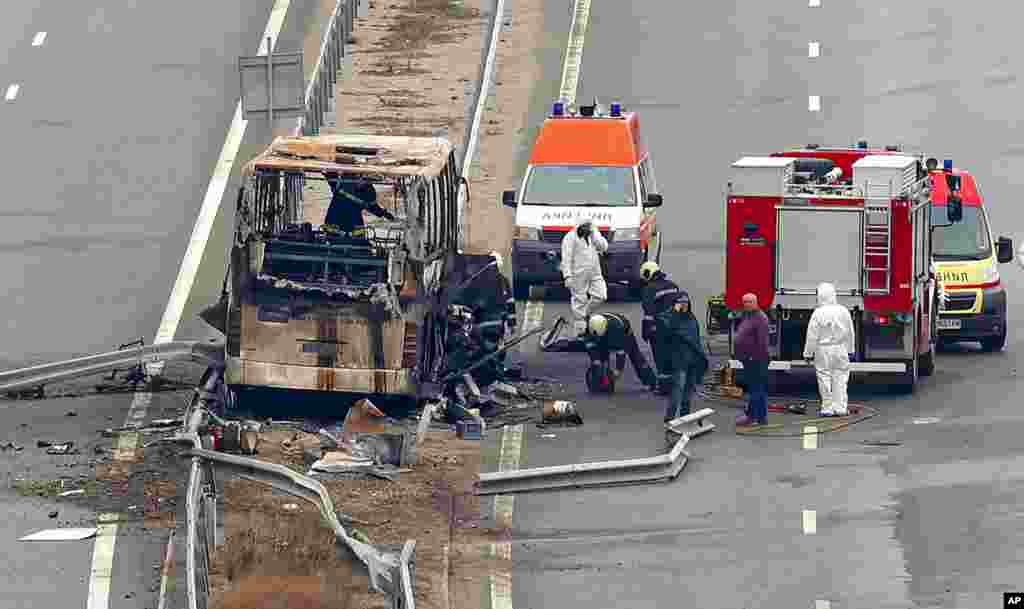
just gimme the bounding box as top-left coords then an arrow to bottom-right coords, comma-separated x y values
777,207 -> 862,295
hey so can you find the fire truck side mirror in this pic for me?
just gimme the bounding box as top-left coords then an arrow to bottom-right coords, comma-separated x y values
645,193 -> 663,208
946,195 -> 963,224
502,190 -> 517,208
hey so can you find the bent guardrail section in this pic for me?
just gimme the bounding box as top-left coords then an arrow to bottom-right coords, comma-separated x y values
0,340 -> 222,394
477,409 -> 716,495
179,365 -> 416,609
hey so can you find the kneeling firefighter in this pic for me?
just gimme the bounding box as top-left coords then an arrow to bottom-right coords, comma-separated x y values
583,313 -> 659,393
467,252 -> 516,384
657,292 -> 709,422
639,261 -> 682,392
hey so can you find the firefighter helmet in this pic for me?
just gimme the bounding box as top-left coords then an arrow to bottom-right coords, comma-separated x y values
588,314 -> 608,336
640,261 -> 660,281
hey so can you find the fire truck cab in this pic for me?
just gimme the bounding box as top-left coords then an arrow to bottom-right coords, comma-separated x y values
723,144 -> 942,393
502,100 -> 664,297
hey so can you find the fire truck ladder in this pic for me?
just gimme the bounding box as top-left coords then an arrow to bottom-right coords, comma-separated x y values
862,183 -> 893,295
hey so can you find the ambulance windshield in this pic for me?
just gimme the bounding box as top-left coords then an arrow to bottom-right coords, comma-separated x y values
930,205 -> 992,260
522,165 -> 636,206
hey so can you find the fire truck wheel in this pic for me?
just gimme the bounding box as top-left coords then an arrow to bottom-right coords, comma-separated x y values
918,340 -> 935,377
897,355 -> 918,394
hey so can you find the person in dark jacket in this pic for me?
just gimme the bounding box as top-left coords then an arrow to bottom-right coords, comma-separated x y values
733,292 -> 770,426
656,291 -> 709,422
322,173 -> 396,233
583,313 -> 659,391
639,261 -> 681,390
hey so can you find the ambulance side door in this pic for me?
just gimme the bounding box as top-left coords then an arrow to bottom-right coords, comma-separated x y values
638,157 -> 659,254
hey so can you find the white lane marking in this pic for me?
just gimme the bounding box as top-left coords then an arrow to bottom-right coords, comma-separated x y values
808,95 -> 821,112
153,0 -> 291,345
493,424 -> 524,528
490,423 -> 523,609
808,41 -> 820,58
486,0 -> 592,597
816,601 -> 831,609
156,529 -> 176,609
85,516 -> 119,609
32,31 -> 47,46
558,0 -> 592,107
5,84 -> 20,101
87,388 -> 153,607
809,0 -> 821,6
802,509 -> 817,534
803,425 -> 818,449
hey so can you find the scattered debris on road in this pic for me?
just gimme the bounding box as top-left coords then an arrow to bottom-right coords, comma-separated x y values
19,527 -> 97,542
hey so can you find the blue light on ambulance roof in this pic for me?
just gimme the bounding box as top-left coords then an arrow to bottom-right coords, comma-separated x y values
610,102 -> 622,117
943,159 -> 953,172
552,102 -> 564,117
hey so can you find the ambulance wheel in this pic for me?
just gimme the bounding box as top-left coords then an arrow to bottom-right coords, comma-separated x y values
918,340 -> 935,377
980,327 -> 1007,352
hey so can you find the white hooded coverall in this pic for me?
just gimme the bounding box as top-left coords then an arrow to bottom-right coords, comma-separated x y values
561,221 -> 608,335
803,282 -> 855,415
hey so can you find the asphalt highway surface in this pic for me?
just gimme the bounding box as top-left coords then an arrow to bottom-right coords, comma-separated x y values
494,2 -> 1024,608
0,1 -> 323,607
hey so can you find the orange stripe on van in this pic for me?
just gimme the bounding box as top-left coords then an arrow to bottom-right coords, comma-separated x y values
528,113 -> 646,166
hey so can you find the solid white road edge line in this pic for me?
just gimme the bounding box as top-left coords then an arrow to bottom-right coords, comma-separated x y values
153,0 -> 292,345
86,2 -> 294,607
85,515 -> 119,609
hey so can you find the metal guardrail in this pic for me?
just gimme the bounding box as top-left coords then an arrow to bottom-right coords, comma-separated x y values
0,340 -> 222,394
295,0 -> 360,136
455,0 -> 506,250
477,409 -> 716,495
179,366 -> 416,609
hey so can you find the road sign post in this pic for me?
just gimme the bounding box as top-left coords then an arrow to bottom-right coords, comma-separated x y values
239,45 -> 305,122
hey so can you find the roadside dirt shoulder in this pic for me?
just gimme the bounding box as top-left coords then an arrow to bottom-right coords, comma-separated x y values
207,428 -> 493,609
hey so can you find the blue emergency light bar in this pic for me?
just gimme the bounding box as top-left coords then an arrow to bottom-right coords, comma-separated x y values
552,102 -> 564,116
857,140 -> 868,149
943,159 -> 953,172
610,102 -> 622,117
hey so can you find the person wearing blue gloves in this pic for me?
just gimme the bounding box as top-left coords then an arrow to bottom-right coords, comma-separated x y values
802,282 -> 855,416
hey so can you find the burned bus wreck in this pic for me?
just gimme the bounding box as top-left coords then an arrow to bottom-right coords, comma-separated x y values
200,134 -> 508,410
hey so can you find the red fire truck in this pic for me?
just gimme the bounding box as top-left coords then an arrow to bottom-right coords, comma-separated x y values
723,144 -> 950,393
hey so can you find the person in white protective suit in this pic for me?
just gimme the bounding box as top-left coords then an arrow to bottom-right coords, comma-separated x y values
561,219 -> 608,336
802,282 -> 856,416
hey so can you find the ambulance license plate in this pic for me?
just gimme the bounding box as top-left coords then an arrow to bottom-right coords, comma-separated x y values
937,318 -> 961,330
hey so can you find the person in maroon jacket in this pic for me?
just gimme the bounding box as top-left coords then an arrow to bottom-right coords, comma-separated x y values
733,293 -> 770,426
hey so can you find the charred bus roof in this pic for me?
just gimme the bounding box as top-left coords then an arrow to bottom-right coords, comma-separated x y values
242,134 -> 455,178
